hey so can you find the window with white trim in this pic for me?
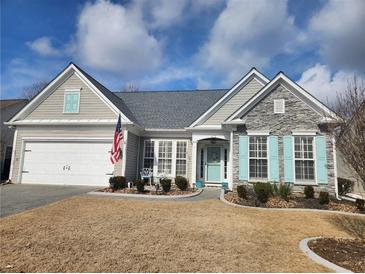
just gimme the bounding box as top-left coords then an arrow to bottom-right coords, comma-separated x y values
200,148 -> 204,178
224,148 -> 228,179
143,140 -> 154,170
158,141 -> 173,175
294,136 -> 315,181
64,91 -> 80,113
176,141 -> 187,176
249,136 -> 268,180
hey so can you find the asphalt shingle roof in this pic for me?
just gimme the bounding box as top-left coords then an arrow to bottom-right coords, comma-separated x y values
115,90 -> 227,129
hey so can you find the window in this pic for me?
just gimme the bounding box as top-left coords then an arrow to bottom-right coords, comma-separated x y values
143,140 -> 154,170
249,136 -> 268,180
64,91 -> 80,113
200,148 -> 204,178
274,99 -> 285,113
224,148 -> 228,179
176,141 -> 187,176
295,136 -> 315,181
158,141 -> 172,175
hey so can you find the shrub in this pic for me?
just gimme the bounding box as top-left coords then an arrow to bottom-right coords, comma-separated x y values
355,199 -> 365,211
175,176 -> 188,191
337,177 -> 354,195
304,185 -> 315,199
160,178 -> 172,193
109,176 -> 127,190
273,183 -> 279,196
319,191 -> 330,204
253,182 -> 273,203
279,183 -> 292,201
237,185 -> 247,199
134,179 -> 145,192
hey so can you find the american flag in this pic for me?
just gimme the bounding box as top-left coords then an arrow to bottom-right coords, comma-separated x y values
110,114 -> 123,164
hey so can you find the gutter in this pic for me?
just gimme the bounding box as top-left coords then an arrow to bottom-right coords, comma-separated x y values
333,136 -> 341,200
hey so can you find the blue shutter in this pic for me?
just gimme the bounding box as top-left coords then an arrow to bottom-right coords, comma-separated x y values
315,136 -> 328,184
283,136 -> 294,183
268,136 -> 279,182
239,136 -> 249,181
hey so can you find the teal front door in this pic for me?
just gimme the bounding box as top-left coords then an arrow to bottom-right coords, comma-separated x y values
207,147 -> 221,182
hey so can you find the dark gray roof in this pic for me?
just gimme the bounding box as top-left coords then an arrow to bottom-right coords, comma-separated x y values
115,90 -> 227,128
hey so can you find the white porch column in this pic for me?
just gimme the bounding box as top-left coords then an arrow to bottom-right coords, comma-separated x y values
229,131 -> 234,190
191,140 -> 197,187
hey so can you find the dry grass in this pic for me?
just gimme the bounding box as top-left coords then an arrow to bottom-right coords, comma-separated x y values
0,196 -> 355,272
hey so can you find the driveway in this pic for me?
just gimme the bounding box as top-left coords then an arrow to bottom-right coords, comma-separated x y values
0,184 -> 97,217
0,194 -> 357,272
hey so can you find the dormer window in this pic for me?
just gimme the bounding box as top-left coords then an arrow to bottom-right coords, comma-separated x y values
63,90 -> 80,113
274,99 -> 285,113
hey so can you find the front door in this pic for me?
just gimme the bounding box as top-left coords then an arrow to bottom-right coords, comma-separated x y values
207,147 -> 221,182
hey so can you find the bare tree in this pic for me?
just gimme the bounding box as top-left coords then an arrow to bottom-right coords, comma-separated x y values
122,82 -> 139,92
22,81 -> 48,99
331,75 -> 365,189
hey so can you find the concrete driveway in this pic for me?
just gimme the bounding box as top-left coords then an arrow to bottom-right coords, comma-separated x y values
0,184 -> 97,217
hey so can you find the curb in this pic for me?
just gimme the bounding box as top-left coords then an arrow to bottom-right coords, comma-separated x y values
87,188 -> 203,200
219,189 -> 365,217
299,237 -> 353,273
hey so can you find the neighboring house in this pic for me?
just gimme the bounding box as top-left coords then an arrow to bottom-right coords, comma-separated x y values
1,99 -> 28,181
5,63 -> 341,195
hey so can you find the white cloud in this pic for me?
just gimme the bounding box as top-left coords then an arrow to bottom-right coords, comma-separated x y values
309,0 -> 365,71
26,37 -> 61,56
147,0 -> 189,29
298,64 -> 354,103
198,0 -> 299,85
75,0 -> 162,76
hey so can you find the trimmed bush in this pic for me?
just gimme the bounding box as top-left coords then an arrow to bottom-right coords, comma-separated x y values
237,185 -> 247,199
160,178 -> 172,193
319,191 -> 330,204
304,185 -> 315,199
279,183 -> 292,201
337,177 -> 354,195
356,199 -> 365,211
253,182 -> 273,203
109,176 -> 127,190
175,176 -> 188,191
134,179 -> 145,192
273,183 -> 279,196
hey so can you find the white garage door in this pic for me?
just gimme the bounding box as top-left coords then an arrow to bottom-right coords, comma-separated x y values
21,141 -> 113,186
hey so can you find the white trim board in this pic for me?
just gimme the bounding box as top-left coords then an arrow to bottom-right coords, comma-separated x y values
227,73 -> 339,122
188,68 -> 269,128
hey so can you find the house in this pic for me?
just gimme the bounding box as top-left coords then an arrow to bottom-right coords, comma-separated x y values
5,63 -> 341,195
1,99 -> 28,181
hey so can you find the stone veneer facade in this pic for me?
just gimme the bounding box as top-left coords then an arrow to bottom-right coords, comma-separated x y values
232,84 -> 336,195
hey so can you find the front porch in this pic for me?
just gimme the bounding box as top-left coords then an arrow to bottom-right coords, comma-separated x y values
191,132 -> 233,189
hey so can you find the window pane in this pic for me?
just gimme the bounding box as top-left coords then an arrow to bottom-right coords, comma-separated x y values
249,136 -> 267,180
295,160 -> 315,180
176,159 -> 186,176
176,141 -> 187,176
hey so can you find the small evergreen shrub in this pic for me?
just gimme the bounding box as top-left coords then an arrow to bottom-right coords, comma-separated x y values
134,179 -> 145,192
304,185 -> 315,199
355,199 -> 365,211
237,185 -> 247,199
253,182 -> 273,203
160,178 -> 172,193
319,191 -> 330,204
175,176 -> 188,191
279,183 -> 292,201
273,183 -> 279,196
337,177 -> 354,195
109,176 -> 127,190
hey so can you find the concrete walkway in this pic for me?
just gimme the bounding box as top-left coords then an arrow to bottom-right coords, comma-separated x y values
0,184 -> 97,217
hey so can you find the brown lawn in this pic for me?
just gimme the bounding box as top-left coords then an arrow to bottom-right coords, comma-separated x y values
0,196 -> 358,272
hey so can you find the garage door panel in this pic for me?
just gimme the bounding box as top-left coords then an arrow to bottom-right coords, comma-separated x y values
21,141 -> 113,186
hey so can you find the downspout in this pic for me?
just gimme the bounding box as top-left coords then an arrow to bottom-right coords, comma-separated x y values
332,136 -> 341,200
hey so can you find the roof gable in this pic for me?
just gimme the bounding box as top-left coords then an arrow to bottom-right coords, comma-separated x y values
227,72 -> 339,122
188,68 -> 269,127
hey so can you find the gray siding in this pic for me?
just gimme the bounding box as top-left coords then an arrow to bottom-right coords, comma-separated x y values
27,73 -> 115,119
124,132 -> 139,181
203,78 -> 263,125
232,85 -> 336,194
10,126 -> 114,184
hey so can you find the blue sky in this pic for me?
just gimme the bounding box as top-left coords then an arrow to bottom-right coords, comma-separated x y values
1,0 -> 364,101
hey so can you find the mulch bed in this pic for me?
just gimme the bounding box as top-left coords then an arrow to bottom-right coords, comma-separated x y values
225,191 -> 364,214
98,187 -> 196,196
308,238 -> 365,272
